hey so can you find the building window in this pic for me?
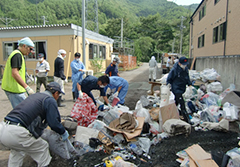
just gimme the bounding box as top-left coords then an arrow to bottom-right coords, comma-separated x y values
88,43 -> 106,59
213,22 -> 226,44
215,0 -> 220,4
3,41 -> 47,61
199,4 -> 206,21
198,34 -> 205,48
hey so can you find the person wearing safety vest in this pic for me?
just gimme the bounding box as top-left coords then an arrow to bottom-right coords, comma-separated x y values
1,37 -> 35,108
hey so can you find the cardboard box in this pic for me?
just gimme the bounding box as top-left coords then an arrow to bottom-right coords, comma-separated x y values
159,103 -> 179,132
106,117 -> 144,140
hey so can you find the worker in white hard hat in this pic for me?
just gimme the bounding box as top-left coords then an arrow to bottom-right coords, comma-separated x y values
54,49 -> 67,107
1,37 -> 35,108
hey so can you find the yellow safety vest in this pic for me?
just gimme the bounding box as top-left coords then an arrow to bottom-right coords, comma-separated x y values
1,50 -> 26,93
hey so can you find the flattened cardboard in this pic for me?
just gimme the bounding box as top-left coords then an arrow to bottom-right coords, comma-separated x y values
185,144 -> 218,167
106,117 -> 144,140
197,159 -> 218,167
186,144 -> 211,161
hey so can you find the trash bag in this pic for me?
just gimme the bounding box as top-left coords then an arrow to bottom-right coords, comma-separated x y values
41,129 -> 78,159
71,93 -> 98,127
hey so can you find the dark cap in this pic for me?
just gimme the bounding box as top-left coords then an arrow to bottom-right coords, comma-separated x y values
179,57 -> 189,65
38,53 -> 44,58
47,82 -> 65,95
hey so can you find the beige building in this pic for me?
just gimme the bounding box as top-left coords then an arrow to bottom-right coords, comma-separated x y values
189,0 -> 240,89
0,23 -> 114,78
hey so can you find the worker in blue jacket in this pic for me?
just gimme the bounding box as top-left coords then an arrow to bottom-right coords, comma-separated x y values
70,52 -> 85,101
166,56 -> 192,124
104,76 -> 129,105
104,57 -> 120,77
76,75 -> 111,107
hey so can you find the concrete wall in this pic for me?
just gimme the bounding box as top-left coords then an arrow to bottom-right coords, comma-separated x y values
195,56 -> 240,90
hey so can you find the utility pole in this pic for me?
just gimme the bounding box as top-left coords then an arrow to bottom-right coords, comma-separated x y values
41,16 -> 48,25
36,0 -> 39,24
82,0 -> 86,65
179,16 -> 186,55
0,17 -> 15,27
120,18 -> 123,48
94,0 -> 99,33
172,38 -> 176,53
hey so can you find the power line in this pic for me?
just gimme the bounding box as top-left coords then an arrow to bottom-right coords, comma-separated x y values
0,17 -> 15,27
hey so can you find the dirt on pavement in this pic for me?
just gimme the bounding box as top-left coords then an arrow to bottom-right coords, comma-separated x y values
0,63 -> 239,167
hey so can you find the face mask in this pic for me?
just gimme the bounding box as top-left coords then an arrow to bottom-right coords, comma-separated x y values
38,58 -> 43,61
75,58 -> 80,62
180,64 -> 187,69
99,85 -> 105,88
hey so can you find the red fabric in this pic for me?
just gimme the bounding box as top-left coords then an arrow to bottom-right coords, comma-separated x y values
71,93 -> 98,127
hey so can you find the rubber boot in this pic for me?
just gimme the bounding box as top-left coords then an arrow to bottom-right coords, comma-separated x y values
72,92 -> 76,102
57,96 -> 65,107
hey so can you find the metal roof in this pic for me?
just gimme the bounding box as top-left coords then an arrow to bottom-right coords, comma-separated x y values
0,23 -> 114,44
0,24 -> 70,30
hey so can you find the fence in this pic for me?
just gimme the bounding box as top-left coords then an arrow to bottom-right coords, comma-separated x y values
118,55 -> 137,70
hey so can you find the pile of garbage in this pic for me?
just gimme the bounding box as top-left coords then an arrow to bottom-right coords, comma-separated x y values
41,68 -> 240,167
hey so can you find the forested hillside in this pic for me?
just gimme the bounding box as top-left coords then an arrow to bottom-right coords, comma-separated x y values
0,0 -> 199,61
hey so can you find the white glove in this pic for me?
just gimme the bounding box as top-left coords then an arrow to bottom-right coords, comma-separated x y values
25,86 -> 35,95
108,103 -> 112,108
65,79 -> 68,83
78,90 -> 83,98
113,91 -> 119,97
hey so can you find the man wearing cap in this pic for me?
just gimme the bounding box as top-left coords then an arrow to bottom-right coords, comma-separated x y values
54,49 -> 67,107
104,76 -> 129,105
76,75 -> 111,106
70,52 -> 85,102
1,37 -> 35,108
35,53 -> 50,92
104,56 -> 120,77
0,82 -> 69,167
167,56 -> 192,124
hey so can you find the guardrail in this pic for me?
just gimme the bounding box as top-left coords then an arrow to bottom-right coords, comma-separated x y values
0,65 -> 36,84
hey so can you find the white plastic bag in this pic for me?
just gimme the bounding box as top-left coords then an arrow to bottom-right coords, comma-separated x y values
138,137 -> 151,154
223,102 -> 239,121
88,120 -> 107,132
134,100 -> 151,123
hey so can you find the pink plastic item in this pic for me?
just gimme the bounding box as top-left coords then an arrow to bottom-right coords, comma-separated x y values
112,97 -> 120,106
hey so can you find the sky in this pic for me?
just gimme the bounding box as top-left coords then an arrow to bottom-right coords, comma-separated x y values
167,0 -> 202,6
